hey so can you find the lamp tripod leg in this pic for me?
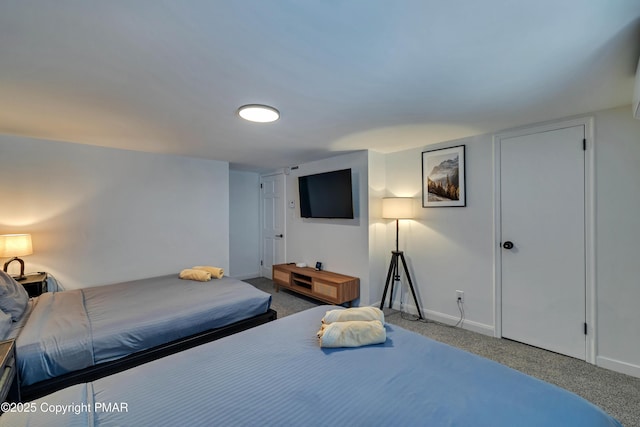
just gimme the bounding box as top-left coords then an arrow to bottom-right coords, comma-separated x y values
388,255 -> 399,309
379,253 -> 397,310
398,252 -> 423,320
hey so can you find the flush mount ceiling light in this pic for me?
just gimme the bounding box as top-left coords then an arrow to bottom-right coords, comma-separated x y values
237,104 -> 280,123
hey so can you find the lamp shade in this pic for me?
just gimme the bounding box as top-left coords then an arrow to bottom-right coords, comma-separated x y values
382,198 -> 414,219
0,234 -> 33,258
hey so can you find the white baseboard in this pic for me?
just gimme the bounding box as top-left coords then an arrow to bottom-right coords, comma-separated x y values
375,300 -> 494,336
596,356 -> 640,379
424,309 -> 494,336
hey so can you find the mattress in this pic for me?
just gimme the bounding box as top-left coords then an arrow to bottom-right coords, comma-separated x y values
15,275 -> 271,386
3,305 -> 621,426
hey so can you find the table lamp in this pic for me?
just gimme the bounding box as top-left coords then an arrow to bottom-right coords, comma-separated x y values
0,234 -> 33,280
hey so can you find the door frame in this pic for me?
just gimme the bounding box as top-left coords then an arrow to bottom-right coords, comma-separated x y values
493,116 -> 596,364
259,171 -> 287,278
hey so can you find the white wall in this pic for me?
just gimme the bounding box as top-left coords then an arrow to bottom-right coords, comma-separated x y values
593,106 -> 640,377
384,135 -> 495,333
285,151 -> 371,305
229,170 -> 260,279
0,135 -> 229,289
367,150 -> 388,307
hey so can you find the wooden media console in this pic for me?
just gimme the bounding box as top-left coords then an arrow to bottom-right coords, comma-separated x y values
272,264 -> 359,306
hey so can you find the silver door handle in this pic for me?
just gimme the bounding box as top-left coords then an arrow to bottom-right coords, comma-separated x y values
276,234 -> 283,238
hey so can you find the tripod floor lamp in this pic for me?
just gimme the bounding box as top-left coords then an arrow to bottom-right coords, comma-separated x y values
379,197 -> 423,319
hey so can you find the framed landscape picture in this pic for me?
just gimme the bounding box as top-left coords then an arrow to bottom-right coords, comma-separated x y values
422,145 -> 466,207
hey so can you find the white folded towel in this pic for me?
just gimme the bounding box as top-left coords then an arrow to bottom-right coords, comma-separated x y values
317,320 -> 386,348
322,306 -> 385,325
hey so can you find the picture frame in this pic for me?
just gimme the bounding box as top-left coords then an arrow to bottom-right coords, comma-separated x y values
422,145 -> 466,207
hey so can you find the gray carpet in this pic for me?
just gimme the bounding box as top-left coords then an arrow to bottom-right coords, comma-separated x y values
246,277 -> 640,427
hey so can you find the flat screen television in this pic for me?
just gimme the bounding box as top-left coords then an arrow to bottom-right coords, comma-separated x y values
298,169 -> 354,219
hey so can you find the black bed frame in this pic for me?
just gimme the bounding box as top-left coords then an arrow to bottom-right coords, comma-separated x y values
20,308 -> 277,401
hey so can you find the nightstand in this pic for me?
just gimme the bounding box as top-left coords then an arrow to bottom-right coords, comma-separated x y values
17,272 -> 48,297
0,339 -> 19,405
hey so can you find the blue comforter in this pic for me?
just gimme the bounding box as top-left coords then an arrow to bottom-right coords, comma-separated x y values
6,306 -> 621,426
16,275 -> 271,386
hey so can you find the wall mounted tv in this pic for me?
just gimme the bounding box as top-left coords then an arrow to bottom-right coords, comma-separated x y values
298,168 -> 354,219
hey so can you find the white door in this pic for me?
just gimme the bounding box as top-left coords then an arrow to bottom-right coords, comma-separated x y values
261,173 -> 285,278
500,125 -> 586,359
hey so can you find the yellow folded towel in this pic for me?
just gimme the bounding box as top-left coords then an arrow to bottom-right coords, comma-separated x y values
317,320 -> 386,348
322,307 -> 385,325
193,266 -> 224,279
179,268 -> 211,282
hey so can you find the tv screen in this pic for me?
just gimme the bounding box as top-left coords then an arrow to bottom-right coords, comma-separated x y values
298,169 -> 354,219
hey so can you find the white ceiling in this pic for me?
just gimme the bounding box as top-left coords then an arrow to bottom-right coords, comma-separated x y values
1,1 -> 639,171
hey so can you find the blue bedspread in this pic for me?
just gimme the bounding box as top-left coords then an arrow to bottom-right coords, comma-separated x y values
5,306 -> 621,426
16,291 -> 94,387
16,275 -> 271,386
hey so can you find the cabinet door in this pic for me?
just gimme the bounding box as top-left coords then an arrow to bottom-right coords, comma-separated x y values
313,280 -> 338,301
272,268 -> 291,286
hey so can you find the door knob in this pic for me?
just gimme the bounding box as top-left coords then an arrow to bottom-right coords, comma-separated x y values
502,241 -> 514,250
275,234 -> 283,238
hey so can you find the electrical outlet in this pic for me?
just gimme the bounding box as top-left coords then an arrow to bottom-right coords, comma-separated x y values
456,290 -> 464,303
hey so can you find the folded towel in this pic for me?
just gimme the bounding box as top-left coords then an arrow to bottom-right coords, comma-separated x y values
193,266 -> 224,279
317,320 -> 386,348
322,306 -> 385,325
179,269 -> 211,282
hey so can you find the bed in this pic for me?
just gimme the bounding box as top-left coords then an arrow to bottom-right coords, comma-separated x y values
0,270 -> 275,401
0,305 -> 621,426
